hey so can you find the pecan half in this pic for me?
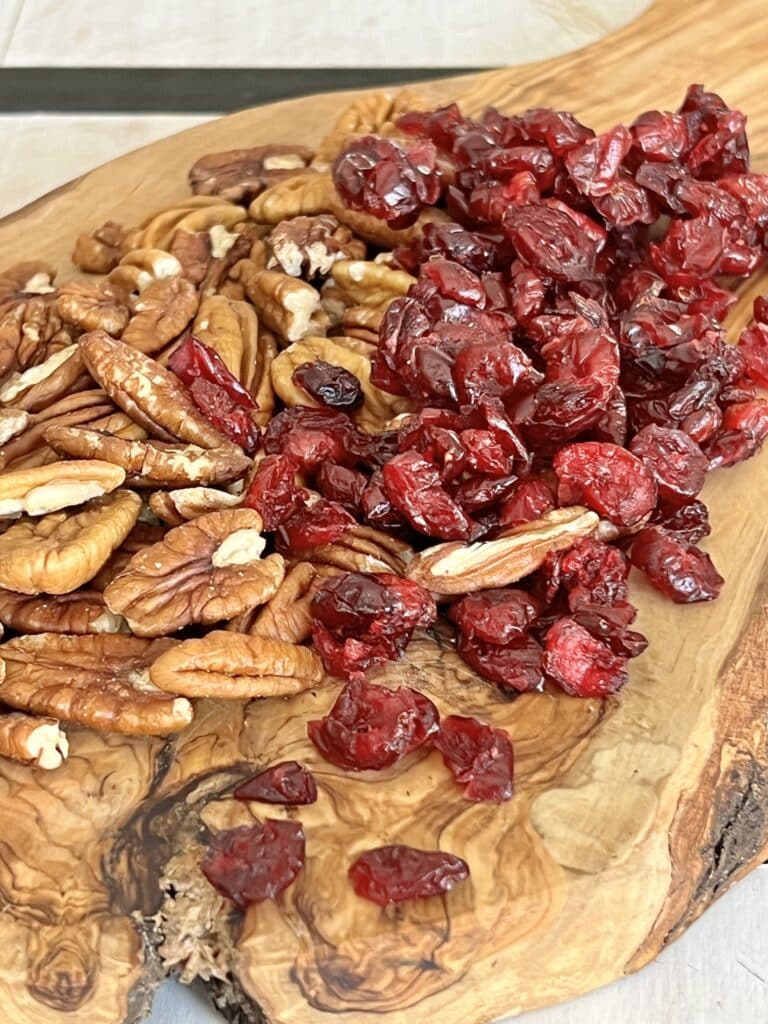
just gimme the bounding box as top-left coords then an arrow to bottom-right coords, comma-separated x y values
0,408 -> 30,444
0,711 -> 68,770
44,427 -> 250,488
189,145 -> 314,204
331,260 -> 415,307
0,459 -> 125,517
0,343 -> 86,412
312,89 -> 425,168
80,331 -> 229,449
405,507 -> 599,595
268,215 -> 366,278
243,270 -> 320,343
56,280 -> 130,337
0,633 -> 191,735
72,220 -> 138,274
148,486 -> 241,526
0,390 -> 114,472
236,560 -> 335,643
104,508 -> 284,636
338,304 -> 384,344
148,629 -> 323,698
90,522 -> 167,591
300,524 -> 414,575
170,231 -> 212,285
0,589 -> 125,634
0,489 -> 141,594
122,277 -> 199,355
137,197 -> 246,251
0,261 -> 56,317
192,295 -> 258,390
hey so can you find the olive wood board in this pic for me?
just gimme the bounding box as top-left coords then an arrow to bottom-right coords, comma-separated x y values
1,0 -> 768,1021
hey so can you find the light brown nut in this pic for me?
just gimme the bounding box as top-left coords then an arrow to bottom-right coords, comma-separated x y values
90,522 -> 167,591
0,489 -> 141,595
108,247 -> 183,295
0,711 -> 68,770
331,260 -> 415,307
239,561 -> 330,643
0,390 -> 114,471
244,270 -> 320,343
0,261 -> 56,316
79,331 -> 229,449
149,629 -> 323,699
87,409 -> 148,441
0,633 -> 191,735
268,215 -> 366,278
120,277 -> 199,355
137,196 -> 246,251
312,88 -> 426,168
251,328 -> 277,428
72,220 -> 138,274
189,145 -> 315,204
170,230 -> 212,285
149,486 -> 241,526
339,303 -> 386,343
192,295 -> 258,389
0,408 -> 30,444
0,299 -> 68,386
0,588 -> 126,634
0,343 -> 86,413
301,524 -> 414,575
44,426 -> 250,488
0,459 -> 125,517
56,280 -> 130,337
406,507 -> 600,596
104,508 -> 285,636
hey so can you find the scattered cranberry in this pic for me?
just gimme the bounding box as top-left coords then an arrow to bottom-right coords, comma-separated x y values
292,360 -> 363,410
498,477 -> 556,528
630,424 -> 708,508
630,526 -> 724,603
435,715 -> 515,802
457,633 -> 545,693
307,679 -> 439,771
554,442 -> 657,527
348,845 -> 469,906
316,463 -> 367,514
559,538 -> 629,610
382,451 -> 476,540
263,406 -> 356,471
243,453 -> 306,531
276,499 -> 355,551
200,820 -> 305,909
449,588 -> 540,644
234,761 -> 317,805
543,617 -> 629,697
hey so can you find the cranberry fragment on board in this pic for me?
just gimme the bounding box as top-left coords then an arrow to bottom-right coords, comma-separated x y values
630,526 -> 724,603
435,714 -> 515,802
233,761 -> 317,806
543,617 -> 629,697
348,845 -> 469,906
200,820 -> 305,909
553,442 -> 657,528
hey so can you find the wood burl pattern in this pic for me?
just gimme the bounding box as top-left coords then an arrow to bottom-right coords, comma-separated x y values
0,1 -> 768,1021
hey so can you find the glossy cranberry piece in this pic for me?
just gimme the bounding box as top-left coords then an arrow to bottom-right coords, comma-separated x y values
234,761 -> 317,805
570,603 -> 649,659
316,463 -> 367,513
503,203 -> 599,282
630,526 -> 723,603
631,110 -> 689,162
706,400 -> 768,469
187,377 -> 260,453
498,478 -> 556,528
456,633 -> 544,693
565,124 -> 632,197
263,406 -> 355,471
276,499 -> 355,551
453,341 -> 540,405
651,500 -> 711,544
559,538 -> 629,609
381,451 -> 475,540
435,715 -> 514,802
738,306 -> 768,388
554,442 -> 657,528
243,453 -> 306,531
169,334 -> 258,409
543,617 -> 629,697
630,424 -> 708,509
200,820 -> 305,909
348,845 -> 469,906
307,679 -> 439,771
449,588 -> 540,644
292,360 -> 363,410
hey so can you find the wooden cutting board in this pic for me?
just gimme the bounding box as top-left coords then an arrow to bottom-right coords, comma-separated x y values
1,1 -> 768,1021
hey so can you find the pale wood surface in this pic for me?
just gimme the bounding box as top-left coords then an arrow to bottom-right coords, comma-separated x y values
1,1 -> 768,1023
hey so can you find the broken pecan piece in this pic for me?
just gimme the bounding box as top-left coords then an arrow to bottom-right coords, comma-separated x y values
149,629 -> 323,698
0,489 -> 141,594
189,145 -> 314,204
0,633 -> 191,735
0,711 -> 68,770
406,508 -> 600,595
268,215 -> 365,278
148,486 -> 241,526
331,259 -> 415,307
103,508 -> 284,636
56,280 -> 130,336
0,261 -> 56,317
0,459 -> 125,517
44,427 -> 250,488
72,220 -> 138,274
243,270 -> 320,343
80,331 -> 230,449
237,561 -> 335,643
122,277 -> 199,355
0,589 -> 125,634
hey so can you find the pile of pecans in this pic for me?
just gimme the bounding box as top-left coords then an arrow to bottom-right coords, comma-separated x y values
0,82 -> 766,792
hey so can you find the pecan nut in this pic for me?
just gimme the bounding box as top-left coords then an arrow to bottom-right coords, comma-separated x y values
148,629 -> 323,698
0,262 -> 56,317
0,711 -> 68,770
56,280 -> 130,337
169,231 -> 212,285
0,489 -> 141,594
0,408 -> 30,444
0,633 -> 191,735
0,588 -> 126,634
312,89 -> 425,168
331,259 -> 416,307
0,343 -> 86,413
103,508 -> 284,636
80,331 -> 230,449
0,459 -> 126,517
108,248 -> 183,295
234,560 -> 339,643
0,391 -> 114,472
192,295 -> 258,390
189,145 -> 314,204
299,524 -> 414,575
72,220 -> 139,274
268,215 -> 365,278
137,197 -> 246,251
122,277 -> 199,355
405,507 -> 600,595
243,270 -> 320,343
148,486 -> 241,526
89,522 -> 167,591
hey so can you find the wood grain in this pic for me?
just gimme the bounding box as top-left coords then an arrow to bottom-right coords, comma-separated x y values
1,1 -> 768,1022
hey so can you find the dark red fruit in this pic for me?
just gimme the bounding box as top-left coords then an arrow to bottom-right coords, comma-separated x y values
449,588 -> 540,644
503,203 -> 600,282
456,633 -> 544,693
453,341 -> 541,405
316,463 -> 367,513
382,451 -> 475,540
565,124 -> 632,197
276,499 -> 355,551
651,500 -> 711,544
243,453 -> 306,531
169,334 -> 258,408
498,477 -> 556,528
543,617 -> 629,697
630,424 -> 708,509
435,714 -> 514,802
630,526 -> 724,603
307,679 -> 439,771
570,603 -> 648,659
292,360 -> 363,410
263,406 -> 355,471
553,442 -> 657,527
348,845 -> 469,906
233,761 -> 317,805
200,820 -> 304,909
559,537 -> 629,609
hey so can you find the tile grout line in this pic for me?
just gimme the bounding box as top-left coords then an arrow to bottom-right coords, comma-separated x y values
0,0 -> 25,65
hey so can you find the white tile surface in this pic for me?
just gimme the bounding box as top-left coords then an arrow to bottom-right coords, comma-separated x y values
147,867 -> 768,1024
0,0 -> 23,61
4,0 -> 649,68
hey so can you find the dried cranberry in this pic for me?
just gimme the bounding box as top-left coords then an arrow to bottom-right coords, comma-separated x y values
543,617 -> 629,697
565,124 -> 632,197
738,302 -> 768,388
263,406 -> 356,471
348,845 -> 469,906
630,526 -> 723,603
243,453 -> 306,531
452,341 -> 540,405
553,442 -> 657,527
706,399 -> 768,469
200,820 -> 304,909
503,203 -> 599,282
631,110 -> 689,162
449,588 -> 540,644
498,477 -> 556,528
629,424 -> 708,508
381,451 -> 475,540
456,633 -> 544,693
292,360 -> 363,410
651,500 -> 711,544
234,761 -> 317,805
276,499 -> 355,551
308,679 -> 439,771
570,601 -> 648,658
559,538 -> 629,609
435,714 -> 514,802
316,463 -> 367,514
360,470 -> 405,530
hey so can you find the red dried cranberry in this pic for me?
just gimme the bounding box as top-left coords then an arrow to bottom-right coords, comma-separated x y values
706,400 -> 768,469
316,463 -> 367,514
553,442 -> 657,527
738,302 -> 768,388
543,617 -> 629,697
243,453 -> 306,531
277,499 -> 355,552
498,477 -> 556,528
169,334 -> 258,409
348,845 -> 469,906
570,603 -> 648,659
503,203 -> 600,282
452,341 -> 540,405
629,424 -> 708,508
435,714 -> 514,802
630,526 -> 723,603
631,110 -> 690,162
456,633 -> 544,693
565,124 -> 632,197
200,820 -> 304,909
263,406 -> 355,471
234,761 -> 317,805
559,538 -> 629,609
381,451 -> 476,540
292,360 -> 363,410
360,470 -> 405,530
449,588 -> 540,644
308,679 -> 439,771
421,259 -> 487,306
651,500 -> 711,544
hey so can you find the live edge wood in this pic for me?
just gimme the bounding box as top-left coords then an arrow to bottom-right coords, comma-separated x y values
1,1 -> 768,1021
